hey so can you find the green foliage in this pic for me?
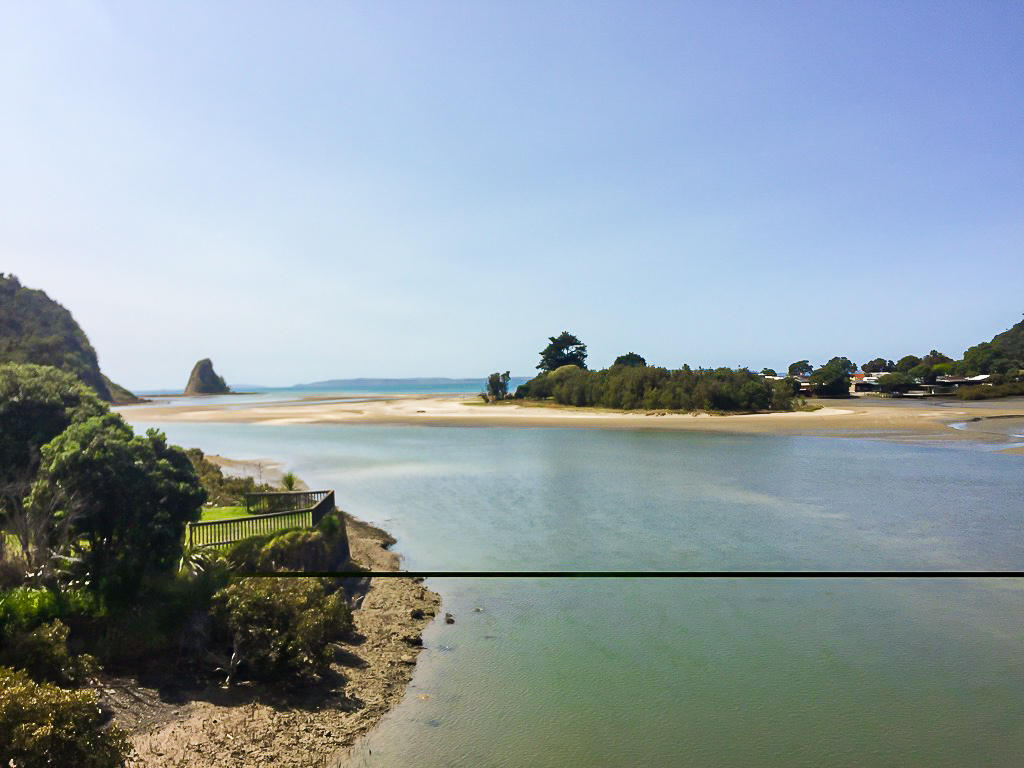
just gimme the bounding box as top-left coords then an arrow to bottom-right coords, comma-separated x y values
962,341 -> 1014,375
921,349 -> 952,367
861,358 -> 895,373
0,364 -> 105,491
519,365 -> 792,412
225,524 -> 348,573
876,373 -> 915,394
956,381 -> 1024,400
281,471 -> 298,491
760,368 -> 777,376
896,355 -> 922,373
787,360 -> 812,377
537,332 -> 587,372
0,275 -> 113,401
0,588 -> 98,636
212,577 -> 352,682
0,666 -> 131,768
614,353 -> 647,368
316,510 -> 343,541
824,356 -> 857,375
185,448 -> 276,506
0,620 -> 96,686
989,314 -> 1024,364
30,415 -> 206,603
485,371 -> 511,400
809,360 -> 851,397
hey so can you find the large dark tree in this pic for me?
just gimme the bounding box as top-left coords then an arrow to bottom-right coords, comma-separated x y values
861,358 -> 895,373
824,356 -> 857,375
896,355 -> 922,373
537,332 -> 587,372
787,360 -> 813,377
486,371 -> 511,400
0,364 -> 106,557
29,413 -> 206,602
809,360 -> 852,397
613,353 -> 647,368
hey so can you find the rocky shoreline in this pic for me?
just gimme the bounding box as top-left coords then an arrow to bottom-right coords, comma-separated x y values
114,512 -> 440,768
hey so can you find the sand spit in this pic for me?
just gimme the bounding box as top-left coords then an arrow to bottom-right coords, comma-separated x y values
120,394 -> 1024,445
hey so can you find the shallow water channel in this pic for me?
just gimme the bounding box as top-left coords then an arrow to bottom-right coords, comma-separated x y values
126,419 -> 1024,768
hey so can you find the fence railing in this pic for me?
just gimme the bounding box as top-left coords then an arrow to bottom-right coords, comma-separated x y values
185,490 -> 335,549
245,490 -> 331,515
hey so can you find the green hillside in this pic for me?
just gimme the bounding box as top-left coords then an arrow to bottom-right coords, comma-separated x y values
990,315 -> 1024,363
0,274 -> 138,403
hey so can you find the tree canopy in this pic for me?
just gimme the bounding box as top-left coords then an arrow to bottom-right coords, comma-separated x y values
895,355 -> 922,373
485,371 -> 511,400
0,365 -> 105,496
861,358 -> 895,373
613,352 -> 647,368
29,413 -> 206,602
809,359 -> 851,397
787,360 -> 812,377
537,332 -> 587,372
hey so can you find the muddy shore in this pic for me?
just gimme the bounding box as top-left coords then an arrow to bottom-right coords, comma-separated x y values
115,509 -> 440,767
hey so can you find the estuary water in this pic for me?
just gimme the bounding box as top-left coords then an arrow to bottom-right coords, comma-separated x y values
125,418 -> 1024,767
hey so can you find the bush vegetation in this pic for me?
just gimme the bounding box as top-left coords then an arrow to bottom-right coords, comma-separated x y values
212,577 -> 352,683
0,665 -> 130,768
184,447 -> 276,506
517,364 -> 798,412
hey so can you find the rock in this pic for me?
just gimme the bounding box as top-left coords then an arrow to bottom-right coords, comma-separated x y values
409,608 -> 424,619
444,613 -> 455,624
184,358 -> 230,394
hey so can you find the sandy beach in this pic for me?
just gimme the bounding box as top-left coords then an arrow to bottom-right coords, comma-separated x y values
119,394 -> 1024,449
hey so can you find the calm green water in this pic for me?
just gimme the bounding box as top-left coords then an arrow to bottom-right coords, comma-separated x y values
126,420 -> 1024,767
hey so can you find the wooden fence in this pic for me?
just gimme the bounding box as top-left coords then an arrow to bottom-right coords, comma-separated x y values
185,490 -> 335,549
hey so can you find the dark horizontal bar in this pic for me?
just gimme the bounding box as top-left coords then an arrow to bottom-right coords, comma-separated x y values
237,570 -> 1024,579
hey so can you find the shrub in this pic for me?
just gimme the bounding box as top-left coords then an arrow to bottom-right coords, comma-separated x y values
0,666 -> 131,768
0,588 -> 99,636
212,577 -> 352,682
0,620 -> 96,686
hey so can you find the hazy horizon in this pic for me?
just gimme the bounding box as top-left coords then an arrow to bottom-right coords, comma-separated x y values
3,2 -> 1022,389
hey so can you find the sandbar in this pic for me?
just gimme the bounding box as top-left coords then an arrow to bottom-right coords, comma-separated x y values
118,395 -> 1024,449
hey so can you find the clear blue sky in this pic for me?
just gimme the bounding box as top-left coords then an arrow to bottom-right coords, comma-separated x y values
2,1 -> 1021,388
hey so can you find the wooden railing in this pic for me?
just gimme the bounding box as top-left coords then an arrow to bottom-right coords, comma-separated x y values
244,490 -> 331,516
185,490 -> 335,549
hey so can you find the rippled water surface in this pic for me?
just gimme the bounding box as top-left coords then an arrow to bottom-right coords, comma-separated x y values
126,420 -> 1024,767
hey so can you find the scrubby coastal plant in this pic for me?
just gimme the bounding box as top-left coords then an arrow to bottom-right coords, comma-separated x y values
212,577 -> 352,684
0,666 -> 130,768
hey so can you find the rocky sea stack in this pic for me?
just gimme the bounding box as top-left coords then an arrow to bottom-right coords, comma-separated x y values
185,358 -> 230,394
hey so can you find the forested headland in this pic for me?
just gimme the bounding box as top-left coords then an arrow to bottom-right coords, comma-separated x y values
0,275 -> 139,404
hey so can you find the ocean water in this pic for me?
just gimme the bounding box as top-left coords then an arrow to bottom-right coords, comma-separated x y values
124,418 -> 1024,767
